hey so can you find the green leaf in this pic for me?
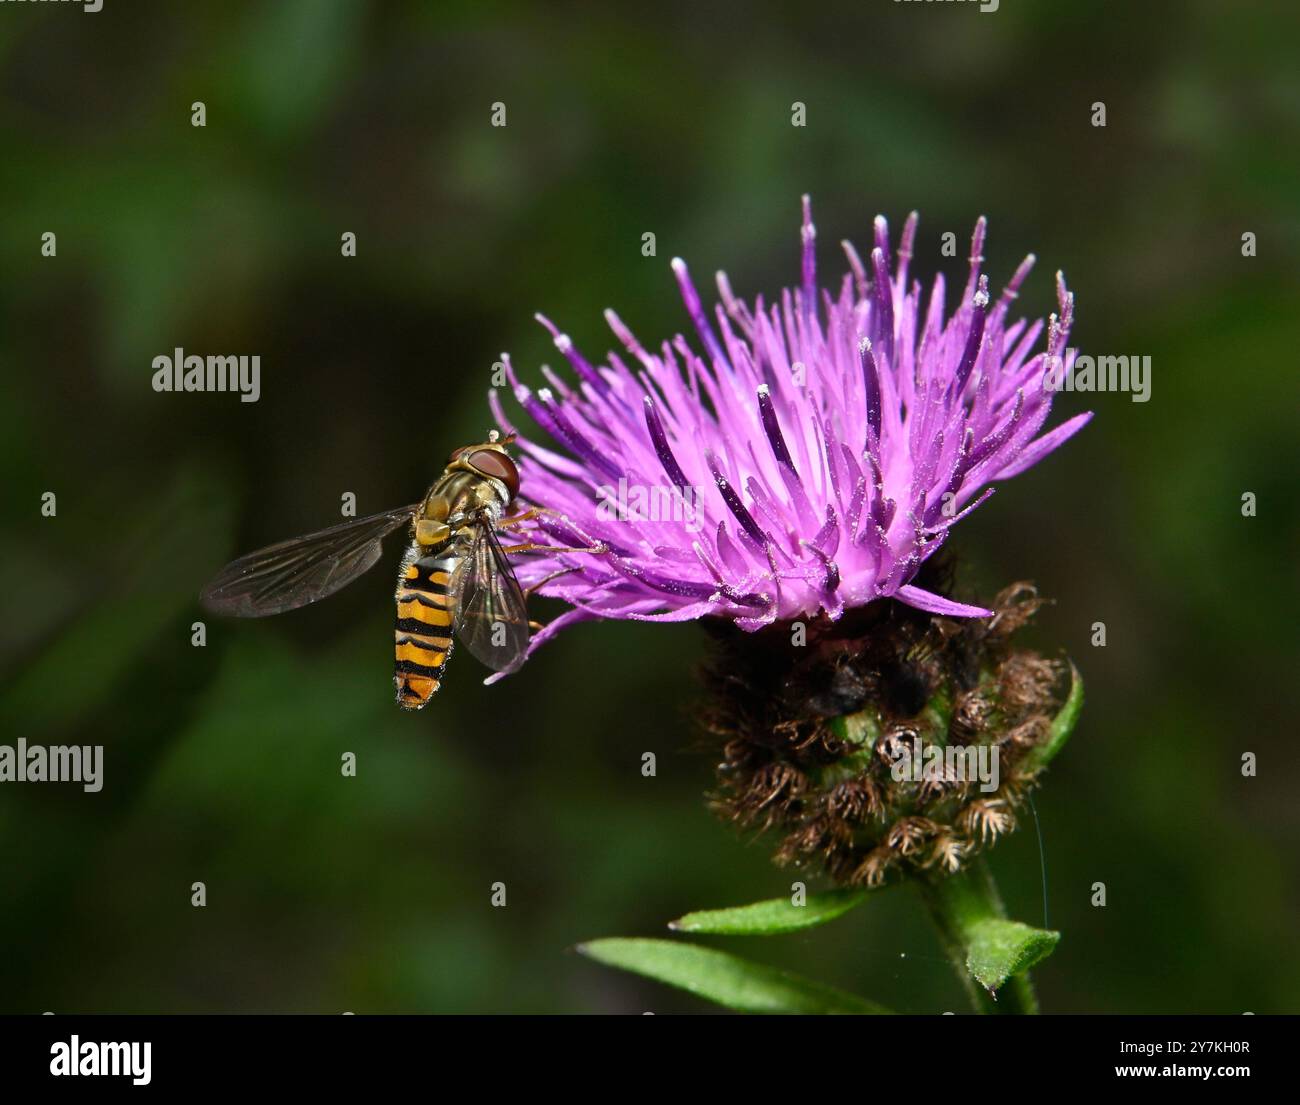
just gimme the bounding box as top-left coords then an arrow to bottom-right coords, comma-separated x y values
669,888 -> 867,935
965,919 -> 1061,994
577,938 -> 891,1014
1024,662 -> 1084,770
918,861 -> 1059,1011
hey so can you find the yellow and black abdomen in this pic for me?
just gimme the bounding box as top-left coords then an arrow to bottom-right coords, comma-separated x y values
394,546 -> 460,710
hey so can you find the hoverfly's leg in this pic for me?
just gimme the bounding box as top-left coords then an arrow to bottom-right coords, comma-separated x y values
520,567 -> 579,633
497,506 -> 606,555
500,541 -> 607,556
523,565 -> 579,599
498,506 -> 565,528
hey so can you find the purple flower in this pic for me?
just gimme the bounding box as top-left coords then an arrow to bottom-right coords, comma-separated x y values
489,197 -> 1091,671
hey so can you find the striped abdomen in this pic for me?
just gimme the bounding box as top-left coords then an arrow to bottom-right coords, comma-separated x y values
394,546 -> 461,710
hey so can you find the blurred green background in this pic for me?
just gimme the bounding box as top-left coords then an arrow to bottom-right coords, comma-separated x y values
1,0 -> 1296,1014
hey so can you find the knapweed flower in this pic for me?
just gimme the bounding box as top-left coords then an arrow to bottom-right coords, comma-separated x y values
490,198 -> 1089,887
491,198 -> 1091,663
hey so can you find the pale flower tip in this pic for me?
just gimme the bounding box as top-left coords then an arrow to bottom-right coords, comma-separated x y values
538,387 -> 554,402
756,383 -> 770,397
553,332 -> 572,353
670,256 -> 686,273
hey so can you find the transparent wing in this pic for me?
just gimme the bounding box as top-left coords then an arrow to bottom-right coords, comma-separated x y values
453,520 -> 530,673
201,505 -> 419,618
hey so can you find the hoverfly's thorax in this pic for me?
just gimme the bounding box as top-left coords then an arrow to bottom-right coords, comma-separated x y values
422,467 -> 510,529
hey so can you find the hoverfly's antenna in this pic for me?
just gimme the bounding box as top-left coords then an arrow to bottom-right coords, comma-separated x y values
487,429 -> 517,446
487,430 -> 500,443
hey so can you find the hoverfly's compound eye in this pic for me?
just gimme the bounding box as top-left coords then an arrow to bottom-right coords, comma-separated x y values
467,448 -> 520,501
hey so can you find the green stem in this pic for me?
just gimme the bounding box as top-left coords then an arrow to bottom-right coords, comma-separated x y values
917,858 -> 1039,1015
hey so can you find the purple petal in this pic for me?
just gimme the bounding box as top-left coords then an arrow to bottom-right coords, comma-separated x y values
895,585 -> 992,618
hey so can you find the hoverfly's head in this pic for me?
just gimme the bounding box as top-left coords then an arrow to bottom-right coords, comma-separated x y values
447,431 -> 520,504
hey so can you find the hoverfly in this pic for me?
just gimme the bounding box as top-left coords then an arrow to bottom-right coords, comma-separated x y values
200,432 -> 598,710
